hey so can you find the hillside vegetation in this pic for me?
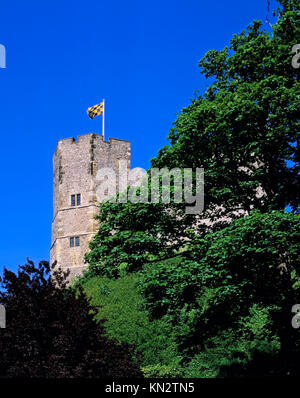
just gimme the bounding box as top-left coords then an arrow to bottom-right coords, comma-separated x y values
78,0 -> 300,377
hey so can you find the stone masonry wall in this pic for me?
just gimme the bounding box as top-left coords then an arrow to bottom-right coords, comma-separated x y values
51,133 -> 131,280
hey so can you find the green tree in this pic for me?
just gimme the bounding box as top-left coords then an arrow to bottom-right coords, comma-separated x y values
152,0 -> 299,222
85,200 -> 189,277
81,273 -> 183,376
139,211 -> 300,374
0,260 -> 142,378
85,0 -> 299,278
80,1 -> 300,376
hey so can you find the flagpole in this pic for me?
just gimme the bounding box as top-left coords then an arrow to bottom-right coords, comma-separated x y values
102,98 -> 105,139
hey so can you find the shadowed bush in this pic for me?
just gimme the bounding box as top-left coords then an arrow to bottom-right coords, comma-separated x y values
0,260 -> 142,378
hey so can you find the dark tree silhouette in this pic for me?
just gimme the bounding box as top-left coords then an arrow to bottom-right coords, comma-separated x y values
0,260 -> 142,378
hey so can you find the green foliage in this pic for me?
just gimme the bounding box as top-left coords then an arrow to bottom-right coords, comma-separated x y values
142,363 -> 183,378
81,0 -> 300,377
0,261 -> 142,378
152,5 -> 299,219
85,201 -> 189,278
169,304 -> 280,377
79,264 -> 283,377
86,1 -> 299,280
184,323 -> 279,378
239,304 -> 280,350
139,211 -> 300,366
81,273 -> 182,374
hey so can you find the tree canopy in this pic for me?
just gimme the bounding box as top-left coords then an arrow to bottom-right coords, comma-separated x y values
152,3 -> 299,219
0,260 -> 142,378
86,0 -> 299,279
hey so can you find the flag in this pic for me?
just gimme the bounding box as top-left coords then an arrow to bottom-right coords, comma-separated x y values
87,101 -> 104,119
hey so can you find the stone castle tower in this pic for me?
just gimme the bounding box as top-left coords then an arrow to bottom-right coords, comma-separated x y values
50,133 -> 131,279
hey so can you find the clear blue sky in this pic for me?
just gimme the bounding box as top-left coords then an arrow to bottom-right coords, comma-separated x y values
0,0 -> 279,273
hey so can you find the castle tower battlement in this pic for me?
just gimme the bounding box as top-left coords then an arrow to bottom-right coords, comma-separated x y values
51,133 -> 131,279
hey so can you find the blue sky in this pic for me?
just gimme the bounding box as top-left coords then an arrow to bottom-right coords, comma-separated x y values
0,0 -> 279,273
